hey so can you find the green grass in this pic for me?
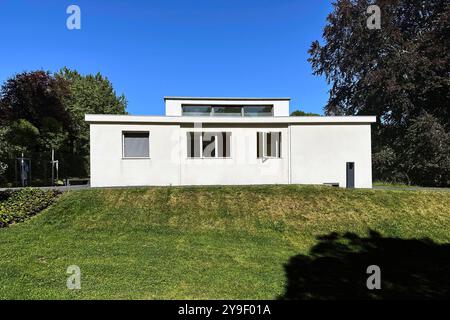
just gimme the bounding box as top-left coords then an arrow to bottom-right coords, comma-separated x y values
0,185 -> 449,299
373,181 -> 412,187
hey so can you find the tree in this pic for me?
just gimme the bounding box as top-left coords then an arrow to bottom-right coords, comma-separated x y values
38,117 -> 68,152
0,70 -> 71,152
55,67 -> 127,155
0,68 -> 127,185
308,0 -> 450,186
0,127 -> 9,178
290,110 -> 321,116
401,114 -> 450,186
6,119 -> 40,153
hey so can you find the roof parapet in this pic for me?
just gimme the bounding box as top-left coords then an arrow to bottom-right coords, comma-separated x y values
163,96 -> 291,101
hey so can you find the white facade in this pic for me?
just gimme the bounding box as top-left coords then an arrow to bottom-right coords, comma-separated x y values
86,97 -> 375,188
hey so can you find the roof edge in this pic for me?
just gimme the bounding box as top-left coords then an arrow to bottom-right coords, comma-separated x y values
85,114 -> 376,124
164,96 -> 291,101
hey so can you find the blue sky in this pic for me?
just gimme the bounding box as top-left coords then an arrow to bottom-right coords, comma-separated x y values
0,0 -> 333,115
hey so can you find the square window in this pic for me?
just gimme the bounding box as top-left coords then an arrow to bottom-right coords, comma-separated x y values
123,132 -> 149,158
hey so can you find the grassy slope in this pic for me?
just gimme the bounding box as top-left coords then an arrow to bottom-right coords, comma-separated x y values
0,185 -> 449,299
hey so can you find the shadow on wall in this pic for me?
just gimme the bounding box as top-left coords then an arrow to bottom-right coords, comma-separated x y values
278,230 -> 450,299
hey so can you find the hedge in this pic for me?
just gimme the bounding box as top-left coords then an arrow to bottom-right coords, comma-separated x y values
0,188 -> 61,228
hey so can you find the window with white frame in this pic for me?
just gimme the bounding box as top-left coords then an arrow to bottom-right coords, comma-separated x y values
187,132 -> 231,158
257,132 -> 281,158
123,132 -> 150,158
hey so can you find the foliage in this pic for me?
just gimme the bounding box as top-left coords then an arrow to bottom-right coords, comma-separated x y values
372,146 -> 398,181
290,110 -> 321,116
6,119 -> 40,153
0,71 -> 71,130
0,185 -> 449,299
0,69 -> 71,169
0,163 -> 7,177
37,117 -> 68,151
401,114 -> 450,186
0,188 -> 60,228
308,0 -> 450,186
0,127 -> 9,178
0,69 -> 127,185
373,114 -> 450,186
56,67 -> 127,156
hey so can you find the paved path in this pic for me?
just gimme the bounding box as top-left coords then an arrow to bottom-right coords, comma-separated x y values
2,184 -> 448,192
0,185 -> 89,192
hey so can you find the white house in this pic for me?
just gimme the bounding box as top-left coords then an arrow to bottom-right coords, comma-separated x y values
85,97 -> 375,188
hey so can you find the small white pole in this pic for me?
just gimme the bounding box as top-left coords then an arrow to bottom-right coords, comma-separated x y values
51,149 -> 54,186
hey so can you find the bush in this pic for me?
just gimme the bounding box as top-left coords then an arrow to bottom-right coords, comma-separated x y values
373,114 -> 450,187
402,114 -> 450,186
0,188 -> 61,228
0,189 -> 14,202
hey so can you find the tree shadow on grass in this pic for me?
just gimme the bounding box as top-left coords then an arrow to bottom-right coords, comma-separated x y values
279,230 -> 450,299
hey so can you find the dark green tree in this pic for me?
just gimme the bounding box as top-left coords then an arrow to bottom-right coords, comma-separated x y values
56,67 -> 127,156
0,69 -> 127,185
6,119 -> 40,153
0,127 -> 9,178
290,110 -> 321,116
400,114 -> 450,186
0,70 -> 71,153
308,0 -> 450,186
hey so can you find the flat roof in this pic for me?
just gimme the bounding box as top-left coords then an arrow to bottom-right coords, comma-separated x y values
85,114 -> 376,124
164,96 -> 291,101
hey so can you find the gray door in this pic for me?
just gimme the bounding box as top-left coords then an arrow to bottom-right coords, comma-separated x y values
346,162 -> 355,188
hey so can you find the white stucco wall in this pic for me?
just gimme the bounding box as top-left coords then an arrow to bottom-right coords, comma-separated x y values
90,123 -> 289,187
88,117 -> 373,188
290,124 -> 372,188
90,123 -> 181,187
179,125 -> 289,185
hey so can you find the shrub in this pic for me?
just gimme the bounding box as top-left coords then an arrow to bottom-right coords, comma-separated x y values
401,114 -> 450,187
0,188 -> 61,228
0,189 -> 14,202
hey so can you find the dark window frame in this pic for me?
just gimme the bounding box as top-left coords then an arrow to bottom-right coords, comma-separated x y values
182,104 -> 274,117
257,132 -> 281,158
187,132 -> 232,159
122,131 -> 150,159
182,105 -> 212,116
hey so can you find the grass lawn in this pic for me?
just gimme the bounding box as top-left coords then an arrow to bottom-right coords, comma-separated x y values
0,185 -> 449,299
373,181 -> 413,187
